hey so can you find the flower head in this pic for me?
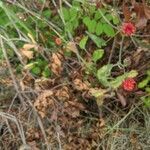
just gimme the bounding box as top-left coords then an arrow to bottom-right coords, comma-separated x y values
122,78 -> 136,91
55,37 -> 62,46
121,22 -> 136,36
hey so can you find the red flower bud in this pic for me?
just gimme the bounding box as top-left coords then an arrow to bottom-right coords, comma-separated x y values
55,38 -> 62,46
122,78 -> 136,91
121,22 -> 136,36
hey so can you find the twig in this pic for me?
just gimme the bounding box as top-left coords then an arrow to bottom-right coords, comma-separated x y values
23,94 -> 51,150
0,37 -> 25,106
0,112 -> 26,145
117,35 -> 125,68
108,37 -> 116,64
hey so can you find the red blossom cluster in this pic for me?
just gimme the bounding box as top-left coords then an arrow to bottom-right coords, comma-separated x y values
122,78 -> 136,91
121,22 -> 136,36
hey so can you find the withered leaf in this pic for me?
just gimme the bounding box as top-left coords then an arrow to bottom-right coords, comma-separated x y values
51,52 -> 63,76
132,0 -> 150,29
23,43 -> 37,50
21,48 -> 34,59
123,3 -> 131,22
73,78 -> 89,91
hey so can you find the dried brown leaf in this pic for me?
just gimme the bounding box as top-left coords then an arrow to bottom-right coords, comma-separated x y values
34,90 -> 54,118
51,52 -> 63,76
23,43 -> 37,50
73,78 -> 89,91
123,3 -> 131,22
21,48 -> 34,59
133,0 -> 150,29
55,86 -> 70,101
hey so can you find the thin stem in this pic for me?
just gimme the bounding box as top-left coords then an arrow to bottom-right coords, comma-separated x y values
118,35 -> 125,68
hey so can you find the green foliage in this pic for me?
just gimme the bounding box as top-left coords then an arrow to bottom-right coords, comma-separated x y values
29,58 -> 51,77
95,22 -> 103,36
31,66 -> 41,75
97,64 -> 138,89
42,9 -> 52,19
103,23 -> 115,37
83,7 -> 119,38
86,32 -> 106,48
141,96 -> 150,107
62,6 -> 80,34
110,70 -> 138,89
79,36 -> 88,49
92,49 -> 104,63
42,66 -> 52,78
138,70 -> 150,107
97,64 -> 113,86
138,70 -> 150,90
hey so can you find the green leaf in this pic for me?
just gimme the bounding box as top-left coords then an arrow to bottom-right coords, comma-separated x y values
66,22 -> 73,33
145,87 -> 150,93
110,74 -> 126,89
97,64 -> 113,86
73,19 -> 79,28
138,78 -> 149,89
42,9 -> 52,19
79,36 -> 88,49
95,22 -> 103,36
94,11 -> 102,20
127,70 -> 138,78
89,5 -> 96,14
147,70 -> 150,76
142,96 -> 150,107
83,17 -> 97,33
113,15 -> 120,24
31,66 -> 41,75
62,7 -> 70,21
86,32 -> 106,48
42,66 -> 51,78
110,70 -> 138,89
103,24 -> 115,37
105,14 -> 113,21
83,17 -> 91,26
88,20 -> 97,33
92,49 -> 104,63
69,7 -> 78,19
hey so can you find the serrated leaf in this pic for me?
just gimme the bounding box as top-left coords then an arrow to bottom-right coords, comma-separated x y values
62,7 -> 70,21
88,20 -> 97,33
113,15 -> 120,24
97,64 -> 113,86
86,32 -> 106,48
110,74 -> 126,89
31,66 -> 41,75
110,70 -> 138,89
95,22 -> 103,36
83,17 -> 91,26
42,9 -> 52,19
127,70 -> 138,78
103,24 -> 115,37
42,66 -> 51,78
94,11 -> 102,20
138,78 -> 149,88
92,49 -> 104,63
89,88 -> 107,106
105,14 -> 113,21
79,36 -> 88,49
69,7 -> 78,19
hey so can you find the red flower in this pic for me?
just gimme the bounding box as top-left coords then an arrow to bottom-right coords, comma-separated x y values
122,78 -> 136,91
121,22 -> 136,36
55,37 -> 62,45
